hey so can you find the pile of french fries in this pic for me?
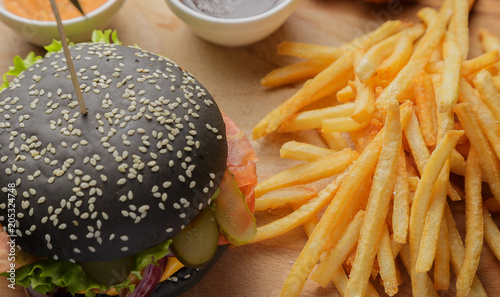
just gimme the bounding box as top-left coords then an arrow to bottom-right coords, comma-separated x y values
250,0 -> 500,296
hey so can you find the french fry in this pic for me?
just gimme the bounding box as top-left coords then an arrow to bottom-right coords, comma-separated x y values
390,238 -> 404,259
409,129 -> 463,296
450,148 -> 467,176
330,266 -> 380,297
404,111 -> 431,173
312,210 -> 365,287
255,148 -> 357,197
473,69 -> 500,123
493,75 -> 500,90
343,247 -> 357,275
458,77 -> 500,160
461,50 -> 499,78
351,47 -> 376,124
277,42 -> 345,60
351,76 -> 376,123
253,1 -> 499,295
375,8 -> 450,110
261,59 -> 332,88
392,148 -> 410,244
341,20 -> 408,51
403,111 -> 462,201
455,103 -> 500,203
297,201 -> 379,297
345,100 -> 402,297
377,34 -> 414,82
450,0 -> 470,59
479,28 -> 500,73
434,47 -> 457,189
436,74 -> 456,139
374,85 -> 384,98
320,131 -> 350,152
377,224 -> 399,296
278,102 -> 355,132
415,160 -> 450,272
251,169 -> 349,243
312,68 -> 356,103
253,51 -> 354,139
483,206 -> 500,262
457,148 -> 484,297
433,217 -> 450,290
253,21 -> 404,139
288,199 -> 321,238
254,185 -> 318,211
399,244 -> 440,297
349,119 -> 383,152
301,215 -> 319,238
337,84 -> 356,102
424,50 -> 499,76
322,116 -> 371,132
413,70 -> 438,147
324,174 -> 372,251
447,180 -> 463,202
279,141 -> 336,161
438,36 -> 462,113
468,0 -> 476,10
445,204 -> 488,297
437,0 -> 454,17
479,28 -> 500,53
356,40 -> 394,83
408,176 -> 419,192
485,197 -> 500,213
356,25 -> 424,83
280,115 -> 391,297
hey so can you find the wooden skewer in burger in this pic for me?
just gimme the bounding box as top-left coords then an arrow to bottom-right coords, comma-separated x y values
49,0 -> 87,115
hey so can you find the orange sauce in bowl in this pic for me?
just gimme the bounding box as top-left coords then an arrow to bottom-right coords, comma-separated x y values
4,0 -> 108,21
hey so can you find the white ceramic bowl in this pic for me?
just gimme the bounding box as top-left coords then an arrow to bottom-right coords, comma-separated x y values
0,0 -> 126,46
166,0 -> 302,47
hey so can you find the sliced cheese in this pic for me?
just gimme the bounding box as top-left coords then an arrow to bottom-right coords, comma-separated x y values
160,256 -> 185,282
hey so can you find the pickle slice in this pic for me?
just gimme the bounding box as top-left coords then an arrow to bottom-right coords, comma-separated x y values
80,255 -> 133,286
214,169 -> 257,245
170,206 -> 219,268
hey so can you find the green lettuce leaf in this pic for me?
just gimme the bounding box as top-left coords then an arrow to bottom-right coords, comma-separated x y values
0,52 -> 41,90
0,29 -> 121,91
3,238 -> 172,296
91,29 -> 122,45
43,39 -> 76,53
15,259 -> 106,297
134,239 -> 172,272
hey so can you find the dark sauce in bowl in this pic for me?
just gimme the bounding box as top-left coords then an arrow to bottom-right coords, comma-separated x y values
180,0 -> 284,19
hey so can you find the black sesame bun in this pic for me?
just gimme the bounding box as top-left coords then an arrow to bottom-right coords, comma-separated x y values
0,42 -> 232,295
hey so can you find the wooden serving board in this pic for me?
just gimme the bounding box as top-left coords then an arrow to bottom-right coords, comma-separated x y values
1,0 -> 500,296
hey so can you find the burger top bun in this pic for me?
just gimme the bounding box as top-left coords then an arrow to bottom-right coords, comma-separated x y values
0,43 -> 228,263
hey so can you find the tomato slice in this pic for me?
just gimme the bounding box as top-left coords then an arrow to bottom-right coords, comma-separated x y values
223,112 -> 258,213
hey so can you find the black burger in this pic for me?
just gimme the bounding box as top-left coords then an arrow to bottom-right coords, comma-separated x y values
0,33 -> 258,297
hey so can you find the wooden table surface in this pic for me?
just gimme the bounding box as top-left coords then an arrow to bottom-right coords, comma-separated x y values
1,0 -> 500,296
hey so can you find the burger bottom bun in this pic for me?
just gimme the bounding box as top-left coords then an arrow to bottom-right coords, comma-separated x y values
150,245 -> 227,297
74,245 -> 227,297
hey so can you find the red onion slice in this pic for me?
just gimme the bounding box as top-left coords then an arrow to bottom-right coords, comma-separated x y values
125,257 -> 167,297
